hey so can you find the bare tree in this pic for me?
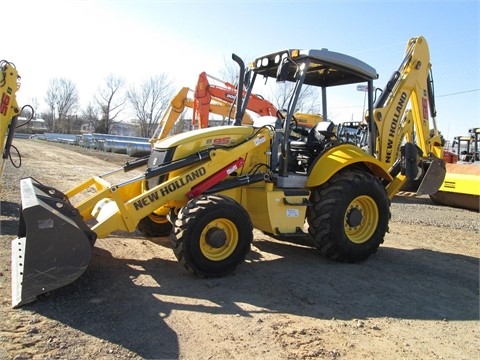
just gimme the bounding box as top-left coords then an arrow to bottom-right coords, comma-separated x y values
26,97 -> 39,119
219,56 -> 321,118
81,102 -> 101,133
45,78 -> 79,132
171,110 -> 187,135
127,74 -> 174,138
95,75 -> 126,134
219,56 -> 244,86
272,82 -> 321,114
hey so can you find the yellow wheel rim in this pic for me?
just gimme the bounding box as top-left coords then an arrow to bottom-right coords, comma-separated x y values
200,218 -> 238,261
344,195 -> 378,244
149,213 -> 169,224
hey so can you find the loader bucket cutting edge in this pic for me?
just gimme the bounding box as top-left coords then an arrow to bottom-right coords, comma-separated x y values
11,178 -> 96,308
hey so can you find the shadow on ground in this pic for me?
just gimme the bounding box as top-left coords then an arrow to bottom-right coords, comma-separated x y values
0,201 -> 20,235
21,234 -> 479,358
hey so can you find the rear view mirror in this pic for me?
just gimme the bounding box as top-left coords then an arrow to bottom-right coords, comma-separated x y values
276,58 -> 291,82
244,69 -> 252,89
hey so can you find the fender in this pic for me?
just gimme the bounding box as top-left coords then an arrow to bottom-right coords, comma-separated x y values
305,143 -> 393,188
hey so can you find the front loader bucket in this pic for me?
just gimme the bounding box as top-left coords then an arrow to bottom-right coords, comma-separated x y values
12,178 -> 97,308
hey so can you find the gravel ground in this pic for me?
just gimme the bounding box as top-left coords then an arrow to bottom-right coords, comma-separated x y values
391,194 -> 480,232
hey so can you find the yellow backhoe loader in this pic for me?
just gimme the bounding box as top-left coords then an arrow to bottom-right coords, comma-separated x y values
12,38 -> 445,307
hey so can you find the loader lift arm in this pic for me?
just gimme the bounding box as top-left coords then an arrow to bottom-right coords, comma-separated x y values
12,124 -> 269,307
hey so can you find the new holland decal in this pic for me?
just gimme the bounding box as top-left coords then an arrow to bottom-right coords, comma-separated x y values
385,91 -> 407,163
133,166 -> 207,210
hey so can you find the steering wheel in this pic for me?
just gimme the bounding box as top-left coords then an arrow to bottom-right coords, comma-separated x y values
276,109 -> 298,130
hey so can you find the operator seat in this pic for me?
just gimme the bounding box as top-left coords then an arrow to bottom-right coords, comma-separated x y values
307,120 -> 336,142
290,120 -> 336,151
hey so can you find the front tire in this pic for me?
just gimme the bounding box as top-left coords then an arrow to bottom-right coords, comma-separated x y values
171,195 -> 253,276
137,214 -> 172,237
307,170 -> 390,262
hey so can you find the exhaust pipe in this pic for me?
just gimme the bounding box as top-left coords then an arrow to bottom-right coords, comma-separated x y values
232,53 -> 245,126
12,178 -> 97,307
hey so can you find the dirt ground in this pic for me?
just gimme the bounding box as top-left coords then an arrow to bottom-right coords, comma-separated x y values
1,139 -> 479,360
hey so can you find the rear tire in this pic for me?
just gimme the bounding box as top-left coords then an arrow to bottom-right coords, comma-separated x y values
307,170 -> 390,262
171,195 -> 253,276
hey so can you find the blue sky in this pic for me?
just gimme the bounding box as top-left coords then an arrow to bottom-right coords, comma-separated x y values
5,0 -> 479,140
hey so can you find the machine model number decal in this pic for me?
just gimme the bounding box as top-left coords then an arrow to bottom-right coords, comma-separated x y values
206,137 -> 233,146
133,166 -> 207,210
422,97 -> 428,121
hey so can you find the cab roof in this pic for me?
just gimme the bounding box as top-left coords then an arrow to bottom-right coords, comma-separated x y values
252,48 -> 378,87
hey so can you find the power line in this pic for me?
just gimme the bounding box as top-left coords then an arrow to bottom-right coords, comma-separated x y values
437,89 -> 480,97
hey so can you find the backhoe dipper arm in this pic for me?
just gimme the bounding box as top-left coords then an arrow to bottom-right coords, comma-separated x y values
373,36 -> 443,166
372,36 -> 445,198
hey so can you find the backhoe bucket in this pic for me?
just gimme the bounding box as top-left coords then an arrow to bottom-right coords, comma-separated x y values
416,158 -> 446,196
11,178 -> 97,308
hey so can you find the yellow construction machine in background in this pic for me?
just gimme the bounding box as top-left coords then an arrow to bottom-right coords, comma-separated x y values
430,127 -> 480,211
0,60 -> 21,190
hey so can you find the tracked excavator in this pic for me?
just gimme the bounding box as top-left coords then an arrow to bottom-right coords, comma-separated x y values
193,71 -> 322,130
193,71 -> 273,128
149,86 -> 254,143
151,72 -> 322,145
12,37 -> 445,307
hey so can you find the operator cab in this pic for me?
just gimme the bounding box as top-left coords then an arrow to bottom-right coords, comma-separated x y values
247,48 -> 379,182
